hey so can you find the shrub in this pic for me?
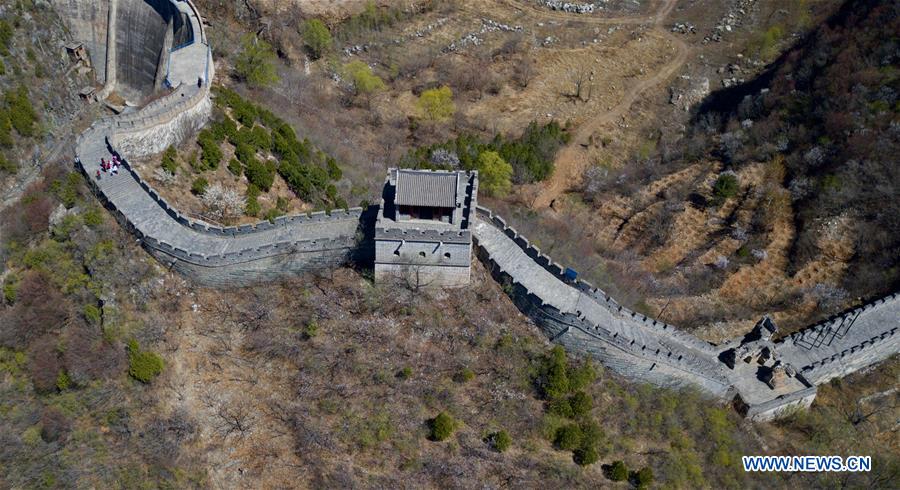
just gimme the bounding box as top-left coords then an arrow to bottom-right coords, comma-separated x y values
548,397 -> 574,418
820,174 -> 841,191
417,86 -> 455,123
50,172 -> 82,209
712,173 -> 739,203
301,19 -> 332,59
0,20 -> 12,56
574,444 -> 599,466
554,423 -> 582,451
275,196 -> 290,213
244,158 -> 275,191
326,158 -> 342,180
569,360 -> 597,391
343,60 -> 385,103
264,207 -> 281,223
402,120 -> 567,184
127,339 -> 164,383
82,207 -> 103,228
397,366 -> 413,380
234,34 -> 280,88
488,430 -> 512,453
499,120 -> 569,182
197,129 -> 223,170
634,467 -> 654,488
302,320 -> 319,340
227,158 -> 242,176
0,111 -> 12,147
454,367 -> 475,383
2,273 -> 69,350
191,177 -> 209,196
476,150 -> 512,197
2,273 -> 18,304
28,337 -> 62,393
83,304 -> 101,324
535,346 -> 574,400
0,152 -> 15,173
248,126 -> 272,152
429,412 -> 456,441
39,408 -> 71,443
609,460 -> 629,481
161,146 -> 178,174
569,391 -> 593,418
55,370 -> 71,391
245,185 -> 261,217
5,85 -> 38,138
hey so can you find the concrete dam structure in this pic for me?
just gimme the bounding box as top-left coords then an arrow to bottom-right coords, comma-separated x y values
53,0 -> 203,101
66,0 -> 899,421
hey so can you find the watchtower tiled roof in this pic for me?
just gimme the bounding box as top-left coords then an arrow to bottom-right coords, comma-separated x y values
395,169 -> 459,208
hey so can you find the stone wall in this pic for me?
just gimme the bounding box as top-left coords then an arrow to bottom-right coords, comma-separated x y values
76,156 -> 366,286
145,236 -> 359,288
110,83 -> 212,158
473,206 -> 733,397
67,0 -> 898,418
374,263 -> 471,288
778,292 -> 900,384
472,204 -> 900,415
740,385 -> 818,422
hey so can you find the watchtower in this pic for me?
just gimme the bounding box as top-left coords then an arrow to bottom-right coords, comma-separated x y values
374,168 -> 478,288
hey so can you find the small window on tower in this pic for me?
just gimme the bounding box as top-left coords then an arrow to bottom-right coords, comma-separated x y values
419,251 -> 426,257
444,252 -> 451,259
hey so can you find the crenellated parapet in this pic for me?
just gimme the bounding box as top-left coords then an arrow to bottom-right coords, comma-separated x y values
472,206 -> 733,396
471,204 -> 900,420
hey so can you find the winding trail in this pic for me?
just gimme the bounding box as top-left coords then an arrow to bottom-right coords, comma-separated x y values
518,0 -> 688,208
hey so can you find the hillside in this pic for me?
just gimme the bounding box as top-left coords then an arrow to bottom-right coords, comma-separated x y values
537,0 -> 900,340
694,0 -> 900,301
0,0 -> 898,488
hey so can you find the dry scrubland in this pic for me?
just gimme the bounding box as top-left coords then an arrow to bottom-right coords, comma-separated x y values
1,163 -> 895,487
1,0 -> 899,488
185,0 -> 885,339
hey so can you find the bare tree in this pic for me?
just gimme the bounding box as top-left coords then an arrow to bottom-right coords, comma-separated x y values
217,402 -> 254,439
564,67 -> 594,103
513,56 -> 536,89
400,261 -> 436,292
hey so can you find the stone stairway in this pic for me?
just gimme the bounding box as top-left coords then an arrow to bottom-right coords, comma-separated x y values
778,293 -> 900,382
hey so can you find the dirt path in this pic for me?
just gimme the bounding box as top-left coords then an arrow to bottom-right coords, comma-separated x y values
528,0 -> 688,209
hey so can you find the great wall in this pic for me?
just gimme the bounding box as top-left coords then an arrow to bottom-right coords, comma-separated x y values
64,0 -> 898,421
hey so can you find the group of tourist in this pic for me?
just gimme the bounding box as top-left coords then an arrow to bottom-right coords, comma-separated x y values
95,155 -> 121,180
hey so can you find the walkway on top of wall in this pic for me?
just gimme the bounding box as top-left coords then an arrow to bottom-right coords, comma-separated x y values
76,124 -> 359,259
778,294 -> 900,381
471,216 -> 727,370
472,208 -> 900,398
